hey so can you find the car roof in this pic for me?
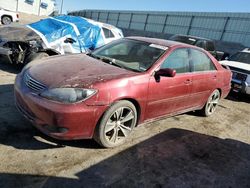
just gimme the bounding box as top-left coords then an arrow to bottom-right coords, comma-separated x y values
126,36 -> 193,48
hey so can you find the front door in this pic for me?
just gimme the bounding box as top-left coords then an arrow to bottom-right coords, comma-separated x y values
146,48 -> 192,119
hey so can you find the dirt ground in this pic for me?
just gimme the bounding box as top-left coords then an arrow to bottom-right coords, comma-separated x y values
0,62 -> 249,188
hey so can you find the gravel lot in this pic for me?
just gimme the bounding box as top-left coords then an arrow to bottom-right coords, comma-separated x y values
0,16 -> 249,187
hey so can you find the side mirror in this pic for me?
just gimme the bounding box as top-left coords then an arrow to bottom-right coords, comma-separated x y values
154,68 -> 176,82
64,38 -> 76,44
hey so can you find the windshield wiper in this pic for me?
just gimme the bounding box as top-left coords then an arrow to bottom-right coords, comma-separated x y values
87,53 -> 101,60
99,56 -> 126,69
87,53 -> 141,72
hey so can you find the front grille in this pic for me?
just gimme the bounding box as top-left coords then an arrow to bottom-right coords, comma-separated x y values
232,71 -> 247,82
24,73 -> 46,92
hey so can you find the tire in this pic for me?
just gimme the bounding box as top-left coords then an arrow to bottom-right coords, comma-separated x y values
200,89 -> 220,117
25,52 -> 49,65
94,100 -> 137,148
1,16 -> 12,25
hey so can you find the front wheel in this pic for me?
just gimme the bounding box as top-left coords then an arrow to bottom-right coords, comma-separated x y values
200,89 -> 221,117
94,100 -> 137,148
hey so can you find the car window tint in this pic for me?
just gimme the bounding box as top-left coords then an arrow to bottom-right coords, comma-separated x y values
103,28 -> 115,38
190,49 -> 216,72
195,40 -> 206,49
229,52 -> 250,64
161,48 -> 190,74
206,42 -> 214,51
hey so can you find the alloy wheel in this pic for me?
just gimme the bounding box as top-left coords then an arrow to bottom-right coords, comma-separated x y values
206,90 -> 220,115
104,107 -> 136,145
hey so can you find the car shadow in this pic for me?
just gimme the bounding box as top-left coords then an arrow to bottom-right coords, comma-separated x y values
226,91 -> 250,104
0,128 -> 250,188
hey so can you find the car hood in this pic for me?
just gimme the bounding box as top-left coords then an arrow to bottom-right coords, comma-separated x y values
220,60 -> 250,72
0,25 -> 40,42
28,54 -> 138,88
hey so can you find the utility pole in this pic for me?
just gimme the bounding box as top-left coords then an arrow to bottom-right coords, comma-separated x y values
38,0 -> 42,16
60,0 -> 64,15
16,0 -> 19,12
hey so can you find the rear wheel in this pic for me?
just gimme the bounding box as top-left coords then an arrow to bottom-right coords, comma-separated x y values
1,16 -> 12,25
94,100 -> 137,148
25,52 -> 49,65
200,89 -> 220,117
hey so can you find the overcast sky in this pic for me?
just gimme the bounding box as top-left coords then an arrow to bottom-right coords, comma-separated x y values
58,0 -> 250,14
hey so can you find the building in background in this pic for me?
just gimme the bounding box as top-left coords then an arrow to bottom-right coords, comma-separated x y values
0,0 -> 56,16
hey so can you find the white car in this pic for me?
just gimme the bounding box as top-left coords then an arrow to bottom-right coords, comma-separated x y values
220,48 -> 250,95
0,8 -> 19,25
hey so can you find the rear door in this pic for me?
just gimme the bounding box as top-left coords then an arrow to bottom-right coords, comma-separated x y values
188,48 -> 218,107
146,48 -> 192,119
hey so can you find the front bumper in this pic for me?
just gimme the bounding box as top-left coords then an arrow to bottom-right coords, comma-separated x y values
0,46 -> 13,64
14,74 -> 108,140
231,78 -> 250,95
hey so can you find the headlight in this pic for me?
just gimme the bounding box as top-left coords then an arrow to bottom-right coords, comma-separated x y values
40,88 -> 97,103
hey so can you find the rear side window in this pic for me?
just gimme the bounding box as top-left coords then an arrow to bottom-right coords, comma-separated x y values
103,28 -> 115,38
161,48 -> 190,74
189,49 -> 216,72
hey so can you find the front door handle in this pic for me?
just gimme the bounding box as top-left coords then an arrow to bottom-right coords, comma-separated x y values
184,79 -> 192,85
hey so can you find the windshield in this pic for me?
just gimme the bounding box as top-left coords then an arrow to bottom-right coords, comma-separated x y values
229,52 -> 250,64
170,35 -> 197,45
92,38 -> 166,72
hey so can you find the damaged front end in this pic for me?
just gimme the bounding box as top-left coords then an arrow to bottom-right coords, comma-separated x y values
0,25 -> 51,64
0,39 -> 44,64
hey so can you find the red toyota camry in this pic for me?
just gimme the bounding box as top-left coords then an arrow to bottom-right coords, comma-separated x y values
14,37 -> 231,147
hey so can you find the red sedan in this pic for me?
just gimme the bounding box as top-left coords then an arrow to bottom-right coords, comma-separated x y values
14,37 -> 231,147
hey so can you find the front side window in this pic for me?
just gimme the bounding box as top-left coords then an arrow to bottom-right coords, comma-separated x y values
189,49 -> 216,72
161,48 -> 190,74
92,39 -> 166,72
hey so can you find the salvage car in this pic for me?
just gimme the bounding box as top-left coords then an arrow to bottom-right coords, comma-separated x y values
170,34 -> 229,60
0,15 -> 123,64
14,37 -> 232,148
220,48 -> 250,95
0,8 -> 19,25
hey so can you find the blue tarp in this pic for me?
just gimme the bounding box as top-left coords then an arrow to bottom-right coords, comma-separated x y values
28,16 -> 105,53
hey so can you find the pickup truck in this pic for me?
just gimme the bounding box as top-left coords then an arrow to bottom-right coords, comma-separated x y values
169,34 -> 228,60
0,8 -> 19,25
220,48 -> 250,95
